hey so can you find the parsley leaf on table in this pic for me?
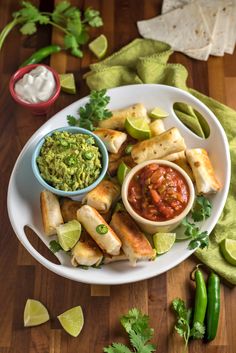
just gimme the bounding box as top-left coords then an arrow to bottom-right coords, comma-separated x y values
104,308 -> 156,353
191,196 -> 212,222
67,89 -> 112,131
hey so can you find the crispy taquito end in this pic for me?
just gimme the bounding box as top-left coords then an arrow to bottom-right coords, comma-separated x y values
162,151 -> 194,181
40,190 -> 64,236
71,240 -> 103,267
98,103 -> 149,130
110,210 -> 156,266
77,205 -> 122,255
131,127 -> 186,164
94,128 -> 127,153
186,148 -> 221,194
149,119 -> 165,136
108,155 -> 136,176
60,198 -> 81,222
82,180 -> 120,213
103,251 -> 128,264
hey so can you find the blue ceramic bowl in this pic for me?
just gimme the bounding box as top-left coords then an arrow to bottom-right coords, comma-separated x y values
32,126 -> 109,198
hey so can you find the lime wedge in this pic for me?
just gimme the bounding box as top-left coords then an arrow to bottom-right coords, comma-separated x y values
88,34 -> 108,59
149,107 -> 169,119
125,116 -> 151,140
117,161 -> 131,185
59,73 -> 76,94
24,299 -> 50,327
220,238 -> 236,266
57,306 -> 84,337
56,220 -> 81,251
153,233 -> 176,255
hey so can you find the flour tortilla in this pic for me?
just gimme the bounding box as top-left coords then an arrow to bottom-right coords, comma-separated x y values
137,2 -> 212,60
161,0 -> 233,57
225,3 -> 236,54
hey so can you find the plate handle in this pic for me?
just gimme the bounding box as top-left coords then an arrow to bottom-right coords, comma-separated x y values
19,225 -> 63,272
167,89 -> 222,142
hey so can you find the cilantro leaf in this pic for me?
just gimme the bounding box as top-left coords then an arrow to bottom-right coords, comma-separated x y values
181,218 -> 209,250
51,1 -> 72,24
20,22 -> 37,35
67,115 -> 78,126
190,321 -> 205,339
192,196 -> 212,222
84,7 -> 103,27
103,343 -> 132,353
64,34 -> 83,57
49,240 -> 63,254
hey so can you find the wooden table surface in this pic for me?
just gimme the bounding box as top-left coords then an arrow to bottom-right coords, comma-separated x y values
1,1 -> 236,352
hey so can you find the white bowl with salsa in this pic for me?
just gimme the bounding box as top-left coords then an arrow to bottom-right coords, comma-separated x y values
121,160 -> 195,234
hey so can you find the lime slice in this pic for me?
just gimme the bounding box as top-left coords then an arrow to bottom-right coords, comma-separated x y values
88,34 -> 108,59
56,220 -> 81,251
153,233 -> 176,255
24,299 -> 50,327
220,239 -> 236,266
117,161 -> 131,185
57,306 -> 84,337
149,107 -> 169,119
59,73 -> 76,94
125,116 -> 151,140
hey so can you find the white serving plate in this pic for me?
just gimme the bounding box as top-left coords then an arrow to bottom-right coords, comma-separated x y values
7,84 -> 230,285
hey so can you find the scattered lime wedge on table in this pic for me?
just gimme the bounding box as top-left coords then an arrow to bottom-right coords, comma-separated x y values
59,73 -> 76,94
24,299 -> 50,327
220,239 -> 236,266
58,306 -> 84,337
88,34 -> 108,59
149,107 -> 169,119
117,161 -> 131,185
153,233 -> 176,255
125,116 -> 151,140
56,220 -> 81,251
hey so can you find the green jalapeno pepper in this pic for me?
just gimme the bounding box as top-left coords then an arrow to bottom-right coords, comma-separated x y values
193,269 -> 207,325
206,272 -> 220,341
20,45 -> 61,67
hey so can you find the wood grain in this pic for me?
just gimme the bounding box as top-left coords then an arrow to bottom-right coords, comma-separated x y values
1,1 -> 236,353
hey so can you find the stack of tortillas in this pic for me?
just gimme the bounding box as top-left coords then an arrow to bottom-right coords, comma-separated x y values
137,0 -> 236,60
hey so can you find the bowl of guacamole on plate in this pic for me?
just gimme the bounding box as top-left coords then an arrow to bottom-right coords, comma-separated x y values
32,126 -> 108,197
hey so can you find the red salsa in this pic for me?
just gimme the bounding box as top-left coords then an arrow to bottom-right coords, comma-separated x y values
128,163 -> 189,222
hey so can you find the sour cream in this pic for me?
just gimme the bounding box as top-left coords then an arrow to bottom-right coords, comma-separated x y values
14,66 -> 56,104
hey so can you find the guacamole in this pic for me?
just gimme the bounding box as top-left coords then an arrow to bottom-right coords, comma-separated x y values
37,131 -> 102,191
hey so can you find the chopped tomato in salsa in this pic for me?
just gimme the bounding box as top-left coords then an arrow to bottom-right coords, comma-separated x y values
128,163 -> 189,222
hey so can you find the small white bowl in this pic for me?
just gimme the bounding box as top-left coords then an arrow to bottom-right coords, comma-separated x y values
121,160 -> 195,234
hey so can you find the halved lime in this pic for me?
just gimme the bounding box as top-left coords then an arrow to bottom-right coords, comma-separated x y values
117,161 -> 131,185
59,73 -> 76,94
88,34 -> 108,59
56,220 -> 81,251
149,107 -> 169,119
153,233 -> 176,255
125,116 -> 151,140
57,306 -> 84,337
220,238 -> 236,266
24,299 -> 50,327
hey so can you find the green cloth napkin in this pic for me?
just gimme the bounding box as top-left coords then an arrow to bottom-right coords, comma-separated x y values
84,38 -> 236,284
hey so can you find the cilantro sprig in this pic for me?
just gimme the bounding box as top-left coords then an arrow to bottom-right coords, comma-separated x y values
67,89 -> 112,131
172,298 -> 205,348
104,308 -> 156,353
181,196 -> 212,250
49,240 -> 63,253
0,1 -> 103,57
